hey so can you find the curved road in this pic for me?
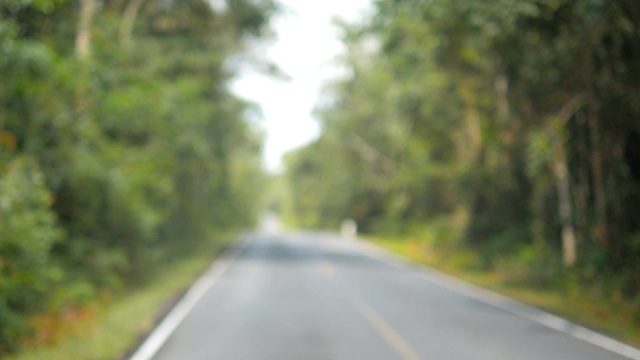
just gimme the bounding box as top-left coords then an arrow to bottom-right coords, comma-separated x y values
140,232 -> 638,360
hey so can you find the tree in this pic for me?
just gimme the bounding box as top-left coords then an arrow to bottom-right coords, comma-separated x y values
0,0 -> 276,354
285,0 -> 640,297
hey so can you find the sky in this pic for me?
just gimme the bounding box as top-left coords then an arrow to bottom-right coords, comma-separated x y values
230,0 -> 372,173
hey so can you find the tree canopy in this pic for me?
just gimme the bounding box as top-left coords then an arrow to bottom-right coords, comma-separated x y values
284,0 -> 640,305
0,0 -> 275,353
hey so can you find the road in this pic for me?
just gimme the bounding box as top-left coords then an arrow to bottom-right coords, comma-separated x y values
142,232 -> 638,360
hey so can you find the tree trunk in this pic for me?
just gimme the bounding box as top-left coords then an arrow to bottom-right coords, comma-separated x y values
120,0 -> 146,45
587,104 -> 609,251
549,95 -> 585,267
553,135 -> 577,267
76,0 -> 97,60
582,22 -> 610,251
460,81 -> 483,163
495,74 -> 509,124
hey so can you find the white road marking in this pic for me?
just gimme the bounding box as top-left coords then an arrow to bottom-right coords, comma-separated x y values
353,239 -> 640,360
128,235 -> 253,360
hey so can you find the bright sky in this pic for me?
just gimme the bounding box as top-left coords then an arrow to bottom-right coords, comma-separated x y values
230,0 -> 372,174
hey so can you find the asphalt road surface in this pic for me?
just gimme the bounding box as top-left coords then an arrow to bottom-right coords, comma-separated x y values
146,232 -> 638,360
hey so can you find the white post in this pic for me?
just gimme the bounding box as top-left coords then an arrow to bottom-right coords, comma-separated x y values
340,219 -> 357,240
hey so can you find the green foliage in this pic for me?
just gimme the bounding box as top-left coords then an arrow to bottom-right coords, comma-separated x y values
285,0 -> 640,307
0,158 -> 61,351
0,0 -> 274,355
1,0 -> 65,13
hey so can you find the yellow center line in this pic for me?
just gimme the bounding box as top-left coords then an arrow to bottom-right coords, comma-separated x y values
348,294 -> 421,360
314,257 -> 419,359
315,260 -> 336,277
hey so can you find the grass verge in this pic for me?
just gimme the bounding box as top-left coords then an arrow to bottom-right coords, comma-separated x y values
8,238 -> 233,360
369,237 -> 640,348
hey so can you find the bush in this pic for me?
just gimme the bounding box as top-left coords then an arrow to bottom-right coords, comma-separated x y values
0,157 -> 61,353
495,244 -> 563,287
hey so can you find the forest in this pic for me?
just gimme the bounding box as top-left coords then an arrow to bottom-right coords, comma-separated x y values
284,0 -> 640,324
0,0 -> 274,355
3,0 -> 640,356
